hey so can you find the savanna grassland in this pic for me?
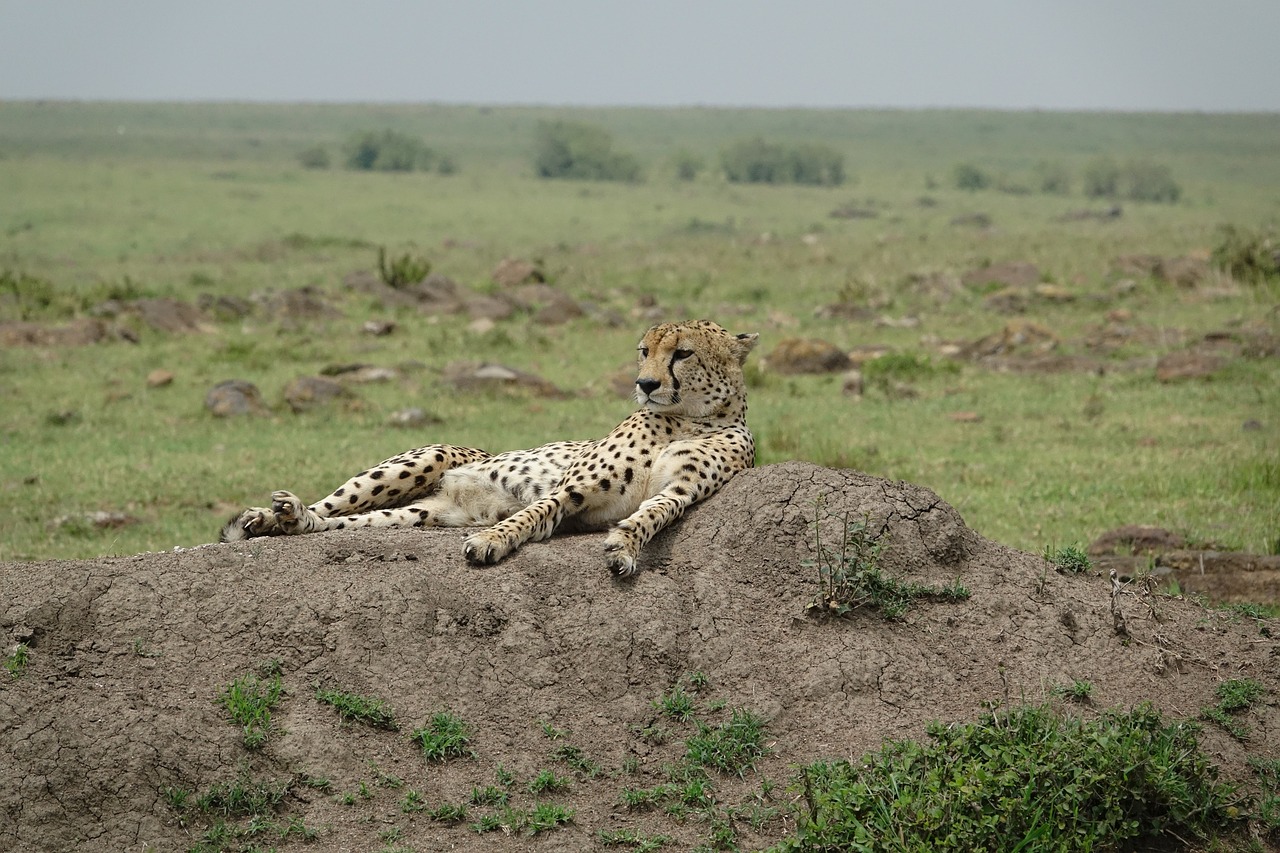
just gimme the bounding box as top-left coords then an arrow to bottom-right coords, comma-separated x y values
1,101 -> 1278,562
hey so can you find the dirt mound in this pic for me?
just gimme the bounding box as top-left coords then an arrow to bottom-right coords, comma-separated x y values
2,463 -> 1275,851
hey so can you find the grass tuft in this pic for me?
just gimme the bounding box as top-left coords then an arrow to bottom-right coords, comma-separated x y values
410,710 -> 474,761
315,686 -> 398,730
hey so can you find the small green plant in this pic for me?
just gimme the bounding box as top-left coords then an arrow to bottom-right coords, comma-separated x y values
1053,679 -> 1094,703
599,827 -> 674,850
953,162 -> 992,191
469,784 -> 509,807
316,686 -> 398,729
1201,678 -> 1267,741
410,710 -> 473,761
538,718 -> 568,740
219,665 -> 284,749
429,802 -> 469,823
296,144 -> 330,170
470,813 -> 504,834
806,508 -> 967,620
551,743 -> 601,777
686,708 -> 771,776
1213,224 -> 1280,284
1043,542 -> 1092,575
1249,756 -> 1280,836
377,246 -> 431,289
401,789 -> 426,813
5,643 -> 30,677
526,802 -> 575,834
687,671 -> 710,690
655,683 -> 697,721
494,764 -> 516,789
632,722 -> 671,745
620,783 -> 674,811
527,768 -> 571,795
192,769 -> 291,819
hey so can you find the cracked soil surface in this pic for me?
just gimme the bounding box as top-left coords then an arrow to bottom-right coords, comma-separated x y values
2,461 -> 1277,851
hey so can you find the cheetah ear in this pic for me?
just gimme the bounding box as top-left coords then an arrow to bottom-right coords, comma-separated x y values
731,332 -> 760,365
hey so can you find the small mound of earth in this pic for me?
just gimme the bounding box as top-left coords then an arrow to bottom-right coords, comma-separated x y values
2,462 -> 1276,851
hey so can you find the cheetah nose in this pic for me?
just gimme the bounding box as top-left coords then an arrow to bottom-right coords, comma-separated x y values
636,378 -> 661,396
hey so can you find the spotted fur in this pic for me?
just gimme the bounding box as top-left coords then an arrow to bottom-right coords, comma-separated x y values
220,319 -> 759,577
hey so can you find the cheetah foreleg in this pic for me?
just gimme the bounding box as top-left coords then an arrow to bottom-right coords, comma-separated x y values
603,492 -> 692,577
463,495 -> 565,565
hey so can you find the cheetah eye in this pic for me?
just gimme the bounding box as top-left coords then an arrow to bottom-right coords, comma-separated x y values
672,349 -> 694,361
638,346 -> 649,358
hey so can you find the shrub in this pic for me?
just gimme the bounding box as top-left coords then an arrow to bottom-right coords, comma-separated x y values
297,144 -> 330,170
1082,156 -> 1121,198
775,703 -> 1244,852
721,137 -> 844,186
377,246 -> 431,289
1122,159 -> 1181,203
672,148 -> 704,182
1212,224 -> 1280,283
344,129 -> 439,172
1034,159 -> 1072,194
952,162 -> 992,191
533,120 -> 642,182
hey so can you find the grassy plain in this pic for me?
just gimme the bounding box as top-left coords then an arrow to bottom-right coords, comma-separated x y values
1,102 -> 1277,561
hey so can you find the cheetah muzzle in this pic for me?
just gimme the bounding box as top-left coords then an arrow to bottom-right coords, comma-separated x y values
220,319 -> 759,577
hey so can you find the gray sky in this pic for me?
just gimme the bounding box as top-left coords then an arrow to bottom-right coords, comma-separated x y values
3,1 -> 1278,111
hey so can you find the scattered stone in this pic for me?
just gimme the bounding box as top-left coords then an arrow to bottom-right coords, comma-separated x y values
1155,350 -> 1225,383
829,203 -> 878,220
982,288 -> 1027,314
386,408 -> 442,429
146,369 -> 174,388
764,338 -> 851,374
0,318 -> 115,348
947,411 -> 983,423
204,379 -> 268,417
814,302 -> 875,321
197,293 -> 254,321
847,344 -> 894,366
491,258 -> 545,288
442,360 -> 568,398
1032,284 -> 1075,303
468,317 -> 497,334
54,510 -> 139,530
463,295 -> 515,322
123,298 -> 210,334
282,376 -> 353,413
1058,205 -> 1123,223
1243,419 -> 1263,432
321,364 -> 399,384
874,315 -> 921,329
962,261 -> 1041,290
963,320 -> 1060,359
840,370 -> 864,397
532,292 -> 585,326
1089,525 -> 1186,557
950,212 -> 992,228
362,319 -> 396,336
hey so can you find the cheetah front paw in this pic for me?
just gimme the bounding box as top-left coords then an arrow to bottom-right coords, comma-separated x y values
603,528 -> 642,577
463,529 -> 516,565
219,507 -> 276,542
271,490 -> 310,534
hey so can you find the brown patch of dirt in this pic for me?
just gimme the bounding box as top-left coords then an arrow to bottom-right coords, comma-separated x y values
3,463 -> 1278,851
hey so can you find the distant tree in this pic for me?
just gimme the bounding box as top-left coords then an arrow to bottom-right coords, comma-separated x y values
952,163 -> 992,191
533,121 -> 642,182
343,129 -> 440,173
1121,160 -> 1180,203
720,137 -> 844,186
297,144 -> 330,170
673,148 -> 705,182
1082,157 -> 1121,198
1034,160 -> 1072,195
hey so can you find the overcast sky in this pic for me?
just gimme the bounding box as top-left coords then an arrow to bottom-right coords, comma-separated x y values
3,1 -> 1278,112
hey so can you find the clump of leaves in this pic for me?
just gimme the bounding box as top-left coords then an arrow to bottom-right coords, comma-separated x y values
863,351 -> 958,388
191,769 -> 291,819
527,769 -> 571,795
315,686 -> 398,730
686,709 -> 771,776
1212,224 -> 1280,284
5,643 -> 30,677
429,802 -> 470,823
599,827 -> 673,850
655,683 -> 698,721
1044,542 -> 1092,575
1052,679 -> 1094,703
551,743 -> 601,777
1249,757 -> 1280,836
1201,678 -> 1267,741
377,246 -> 431,288
410,710 -> 474,761
805,508 -> 968,620
219,662 -> 284,749
773,703 -> 1244,852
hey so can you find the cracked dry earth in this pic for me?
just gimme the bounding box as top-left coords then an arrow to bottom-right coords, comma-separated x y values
2,461 -> 1278,852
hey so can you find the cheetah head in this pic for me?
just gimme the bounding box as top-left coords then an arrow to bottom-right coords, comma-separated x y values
634,320 -> 759,419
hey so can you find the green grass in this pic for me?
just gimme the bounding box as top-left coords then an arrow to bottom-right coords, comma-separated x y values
218,663 -> 284,750
1043,542 -> 1094,575
1201,678 -> 1268,741
315,686 -> 398,730
0,103 -> 1277,565
685,709 -> 771,776
772,703 -> 1246,852
409,710 -> 473,761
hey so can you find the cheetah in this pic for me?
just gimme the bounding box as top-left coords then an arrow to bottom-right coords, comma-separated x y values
220,319 -> 759,576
